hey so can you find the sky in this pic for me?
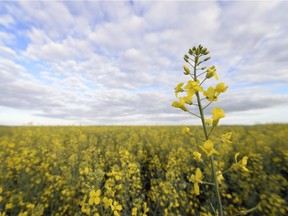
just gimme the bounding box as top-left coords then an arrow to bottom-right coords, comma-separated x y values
0,0 -> 288,126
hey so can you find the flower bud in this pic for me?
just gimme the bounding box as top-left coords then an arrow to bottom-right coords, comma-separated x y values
203,56 -> 211,62
184,54 -> 189,62
183,65 -> 190,75
202,48 -> 207,54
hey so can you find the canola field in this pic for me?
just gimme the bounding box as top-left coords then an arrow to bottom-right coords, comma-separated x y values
0,124 -> 287,216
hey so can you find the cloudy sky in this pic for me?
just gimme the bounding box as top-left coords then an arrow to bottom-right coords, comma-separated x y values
0,0 -> 288,126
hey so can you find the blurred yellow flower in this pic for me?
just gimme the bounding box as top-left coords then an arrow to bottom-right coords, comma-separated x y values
81,204 -> 91,215
103,197 -> 113,209
89,189 -> 101,205
18,212 -> 28,216
200,140 -> 219,157
232,153 -> 250,172
221,132 -> 232,144
0,186 -> 2,203
216,171 -> 224,184
205,118 -> 213,126
111,201 -> 122,216
189,168 -> 203,196
193,151 -> 203,162
5,203 -> 13,209
131,207 -> 138,216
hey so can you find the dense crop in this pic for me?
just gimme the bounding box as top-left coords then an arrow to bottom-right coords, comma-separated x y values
0,125 -> 287,215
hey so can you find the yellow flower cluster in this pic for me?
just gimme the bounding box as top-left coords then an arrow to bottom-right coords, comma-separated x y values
0,124 -> 287,215
171,45 -> 288,215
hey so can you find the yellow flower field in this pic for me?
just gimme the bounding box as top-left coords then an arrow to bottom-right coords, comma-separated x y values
0,125 -> 287,215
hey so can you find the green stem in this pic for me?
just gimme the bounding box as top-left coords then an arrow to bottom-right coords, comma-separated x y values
208,126 -> 215,138
203,100 -> 214,110
202,181 -> 215,186
199,77 -> 207,86
187,110 -> 201,118
194,62 -> 224,216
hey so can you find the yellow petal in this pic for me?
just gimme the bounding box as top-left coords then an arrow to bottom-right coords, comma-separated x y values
194,183 -> 200,195
212,108 -> 225,121
234,152 -> 240,163
195,168 -> 202,181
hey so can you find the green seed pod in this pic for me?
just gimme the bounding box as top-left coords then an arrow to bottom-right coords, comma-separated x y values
203,56 -> 211,62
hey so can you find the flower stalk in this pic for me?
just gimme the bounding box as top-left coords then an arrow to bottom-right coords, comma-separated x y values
194,64 -> 224,216
172,45 -> 255,215
172,45 -> 235,216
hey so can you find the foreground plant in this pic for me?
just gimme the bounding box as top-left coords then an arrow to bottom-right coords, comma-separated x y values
172,45 -> 258,216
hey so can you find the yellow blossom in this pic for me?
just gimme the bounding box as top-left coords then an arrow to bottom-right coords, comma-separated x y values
5,203 -> 13,210
83,167 -> 89,175
174,82 -> 184,97
205,118 -> 213,126
193,151 -> 203,162
131,207 -> 138,216
182,94 -> 193,105
203,86 -> 218,101
26,203 -> 35,210
189,168 -> 203,196
232,152 -> 250,172
212,107 -> 225,126
216,171 -> 225,184
200,140 -> 219,157
89,189 -> 101,205
0,186 -> 2,203
184,80 -> 203,92
103,197 -> 113,209
143,202 -> 149,215
172,100 -> 188,112
18,212 -> 28,216
80,194 -> 91,215
183,127 -> 191,135
215,82 -> 228,93
206,65 -> 218,80
111,201 -> 122,216
222,132 -> 232,144
81,204 -> 91,215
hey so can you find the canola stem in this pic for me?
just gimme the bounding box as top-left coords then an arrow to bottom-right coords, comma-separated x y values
194,63 -> 224,216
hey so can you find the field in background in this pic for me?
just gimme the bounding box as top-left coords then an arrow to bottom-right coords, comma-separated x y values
0,125 -> 287,215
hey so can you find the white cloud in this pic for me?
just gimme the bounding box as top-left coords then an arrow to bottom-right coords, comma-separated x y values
0,45 -> 17,58
24,29 -> 94,62
0,14 -> 15,27
0,1 -> 288,125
